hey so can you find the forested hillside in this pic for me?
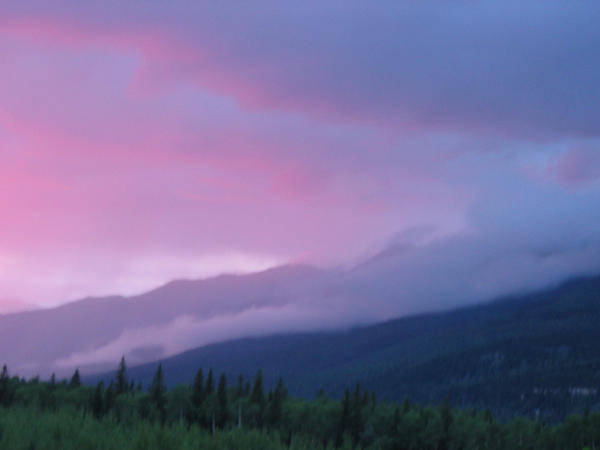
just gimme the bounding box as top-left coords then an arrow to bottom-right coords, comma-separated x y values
92,275 -> 600,422
1,362 -> 598,449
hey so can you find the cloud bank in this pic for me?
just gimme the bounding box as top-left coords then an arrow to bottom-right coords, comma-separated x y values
0,0 -> 599,319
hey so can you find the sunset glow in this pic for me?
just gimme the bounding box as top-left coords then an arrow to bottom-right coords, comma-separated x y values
1,1 -> 599,311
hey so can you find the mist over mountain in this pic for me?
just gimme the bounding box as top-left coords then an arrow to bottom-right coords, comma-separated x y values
2,225 -> 599,380
0,264 -> 331,377
88,275 -> 600,421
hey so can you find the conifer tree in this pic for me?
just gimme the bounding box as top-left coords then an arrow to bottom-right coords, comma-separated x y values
115,356 -> 128,395
362,390 -> 369,407
235,373 -> 244,400
91,381 -> 104,418
276,377 -> 287,400
441,396 -> 453,450
192,368 -> 204,407
205,368 -> 214,395
336,388 -> 351,448
250,369 -> 264,404
104,382 -> 116,414
268,377 -> 284,427
391,406 -> 401,434
484,408 -> 493,423
149,363 -> 167,420
250,369 -> 266,429
0,365 -> 10,406
217,373 -> 229,428
69,369 -> 81,388
349,383 -> 364,445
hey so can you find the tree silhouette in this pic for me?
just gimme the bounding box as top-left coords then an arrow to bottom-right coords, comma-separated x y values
268,377 -> 284,427
69,369 -> 81,389
115,356 -> 128,395
250,369 -> 264,404
149,363 -> 167,421
250,369 -> 266,429
91,381 -> 104,418
205,368 -> 214,395
235,373 -> 244,400
192,368 -> 204,407
0,365 -> 11,406
217,373 -> 228,428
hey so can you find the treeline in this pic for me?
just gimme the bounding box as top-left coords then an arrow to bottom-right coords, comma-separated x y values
0,360 -> 599,449
97,276 -> 600,423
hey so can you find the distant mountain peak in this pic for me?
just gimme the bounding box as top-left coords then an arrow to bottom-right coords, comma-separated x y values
0,298 -> 39,315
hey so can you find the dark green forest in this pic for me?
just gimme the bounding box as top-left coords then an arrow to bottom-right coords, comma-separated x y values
1,359 -> 599,449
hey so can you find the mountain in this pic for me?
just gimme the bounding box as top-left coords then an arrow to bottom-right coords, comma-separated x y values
0,298 -> 38,315
0,264 -> 331,377
88,275 -> 600,421
3,235 -> 597,386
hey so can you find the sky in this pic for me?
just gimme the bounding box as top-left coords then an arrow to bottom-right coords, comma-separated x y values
1,0 -> 600,312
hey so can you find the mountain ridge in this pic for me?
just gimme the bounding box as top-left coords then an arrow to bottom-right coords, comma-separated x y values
0,263 -> 331,376
86,274 -> 600,421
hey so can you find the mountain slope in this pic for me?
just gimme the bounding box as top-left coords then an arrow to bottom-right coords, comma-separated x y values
93,275 -> 600,421
5,229 -> 596,381
0,264 -> 330,376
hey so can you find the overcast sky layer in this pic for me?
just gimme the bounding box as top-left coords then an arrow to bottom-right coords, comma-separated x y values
1,1 -> 599,311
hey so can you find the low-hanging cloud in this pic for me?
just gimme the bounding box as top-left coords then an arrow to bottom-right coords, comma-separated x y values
49,176 -> 600,374
53,303 -> 350,373
336,173 -> 600,320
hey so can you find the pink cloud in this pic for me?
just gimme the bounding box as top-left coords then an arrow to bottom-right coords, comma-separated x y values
0,29 -> 471,306
4,1 -> 599,138
1,1 -> 596,314
547,146 -> 600,186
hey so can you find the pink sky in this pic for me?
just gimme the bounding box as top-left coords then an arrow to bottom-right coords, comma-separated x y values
1,1 -> 600,311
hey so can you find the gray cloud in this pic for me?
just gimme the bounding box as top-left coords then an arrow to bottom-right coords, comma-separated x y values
4,1 -> 600,138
